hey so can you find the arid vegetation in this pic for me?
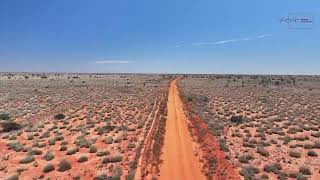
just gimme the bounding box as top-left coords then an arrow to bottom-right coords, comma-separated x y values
178,75 -> 320,179
0,73 -> 170,179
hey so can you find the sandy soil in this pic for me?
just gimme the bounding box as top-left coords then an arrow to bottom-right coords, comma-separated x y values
159,79 -> 205,180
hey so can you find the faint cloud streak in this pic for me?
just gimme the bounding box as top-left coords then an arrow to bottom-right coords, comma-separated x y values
192,34 -> 272,46
95,60 -> 135,64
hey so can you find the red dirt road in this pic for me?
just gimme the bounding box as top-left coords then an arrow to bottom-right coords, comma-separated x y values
159,79 -> 205,180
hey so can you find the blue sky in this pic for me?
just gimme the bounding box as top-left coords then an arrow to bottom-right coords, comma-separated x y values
0,0 -> 319,74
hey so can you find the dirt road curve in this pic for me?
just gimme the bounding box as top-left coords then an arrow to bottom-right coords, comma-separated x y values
159,78 -> 205,180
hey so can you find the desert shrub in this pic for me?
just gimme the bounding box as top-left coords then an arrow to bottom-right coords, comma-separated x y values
299,165 -> 311,175
114,138 -> 121,143
111,155 -> 123,162
61,141 -> 68,145
54,135 -> 64,141
313,141 -> 320,149
240,165 -> 260,179
54,114 -> 65,120
7,142 -> 24,152
1,122 -> 22,132
0,113 -> 10,120
57,159 -> 71,172
27,148 -> 42,156
289,150 -> 301,158
263,162 -> 282,173
94,173 -> 108,180
97,150 -> 110,157
127,143 -> 136,149
27,134 -> 34,140
311,132 -> 320,138
230,115 -> 243,124
44,151 -> 55,161
307,150 -> 318,157
67,147 -> 79,155
37,142 -> 46,148
105,136 -> 113,144
238,154 -> 253,164
303,143 -> 313,149
60,146 -> 67,151
283,135 -> 291,145
259,173 -> 269,179
113,165 -> 123,178
219,138 -> 229,152
78,155 -> 88,163
43,163 -> 55,173
5,174 -> 19,180
126,171 -> 135,180
48,138 -> 56,145
270,139 -> 278,144
101,157 -> 111,164
9,134 -> 17,140
129,160 -> 138,170
19,155 -> 35,164
74,137 -> 93,148
89,146 -> 97,153
243,142 -> 255,148
257,147 -> 269,157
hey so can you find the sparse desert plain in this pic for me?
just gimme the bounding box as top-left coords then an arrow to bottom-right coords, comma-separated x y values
0,73 -> 170,180
1,73 -> 320,180
178,75 -> 320,180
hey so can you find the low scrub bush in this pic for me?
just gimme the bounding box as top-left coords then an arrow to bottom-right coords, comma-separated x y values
289,150 -> 301,158
307,150 -> 318,157
19,155 -> 35,164
299,166 -> 311,175
240,165 -> 260,179
257,147 -> 269,157
44,151 -> 55,161
54,114 -> 65,120
43,163 -> 55,173
238,154 -> 253,164
78,155 -> 88,163
57,159 -> 71,172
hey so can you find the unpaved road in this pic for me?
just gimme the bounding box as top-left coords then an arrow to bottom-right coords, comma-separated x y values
159,78 -> 205,180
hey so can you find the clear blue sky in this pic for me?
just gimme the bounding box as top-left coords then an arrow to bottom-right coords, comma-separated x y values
0,0 -> 319,74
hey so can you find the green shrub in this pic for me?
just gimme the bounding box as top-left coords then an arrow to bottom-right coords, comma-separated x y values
54,114 -> 65,120
94,174 -> 108,180
240,166 -> 260,179
19,156 -> 35,164
0,113 -> 10,120
48,138 -> 56,145
257,147 -> 269,157
307,150 -> 318,157
89,146 -> 97,153
78,155 -> 88,163
111,155 -> 123,162
105,137 -> 113,144
238,154 -> 253,164
263,162 -> 282,173
43,163 -> 55,173
5,174 -> 19,180
289,150 -> 301,158
97,150 -> 109,157
7,142 -> 23,152
299,166 -> 311,175
44,151 -> 55,161
60,146 -> 67,151
1,122 -> 22,132
57,159 -> 71,172
127,143 -> 136,149
67,147 -> 79,155
303,144 -> 313,149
